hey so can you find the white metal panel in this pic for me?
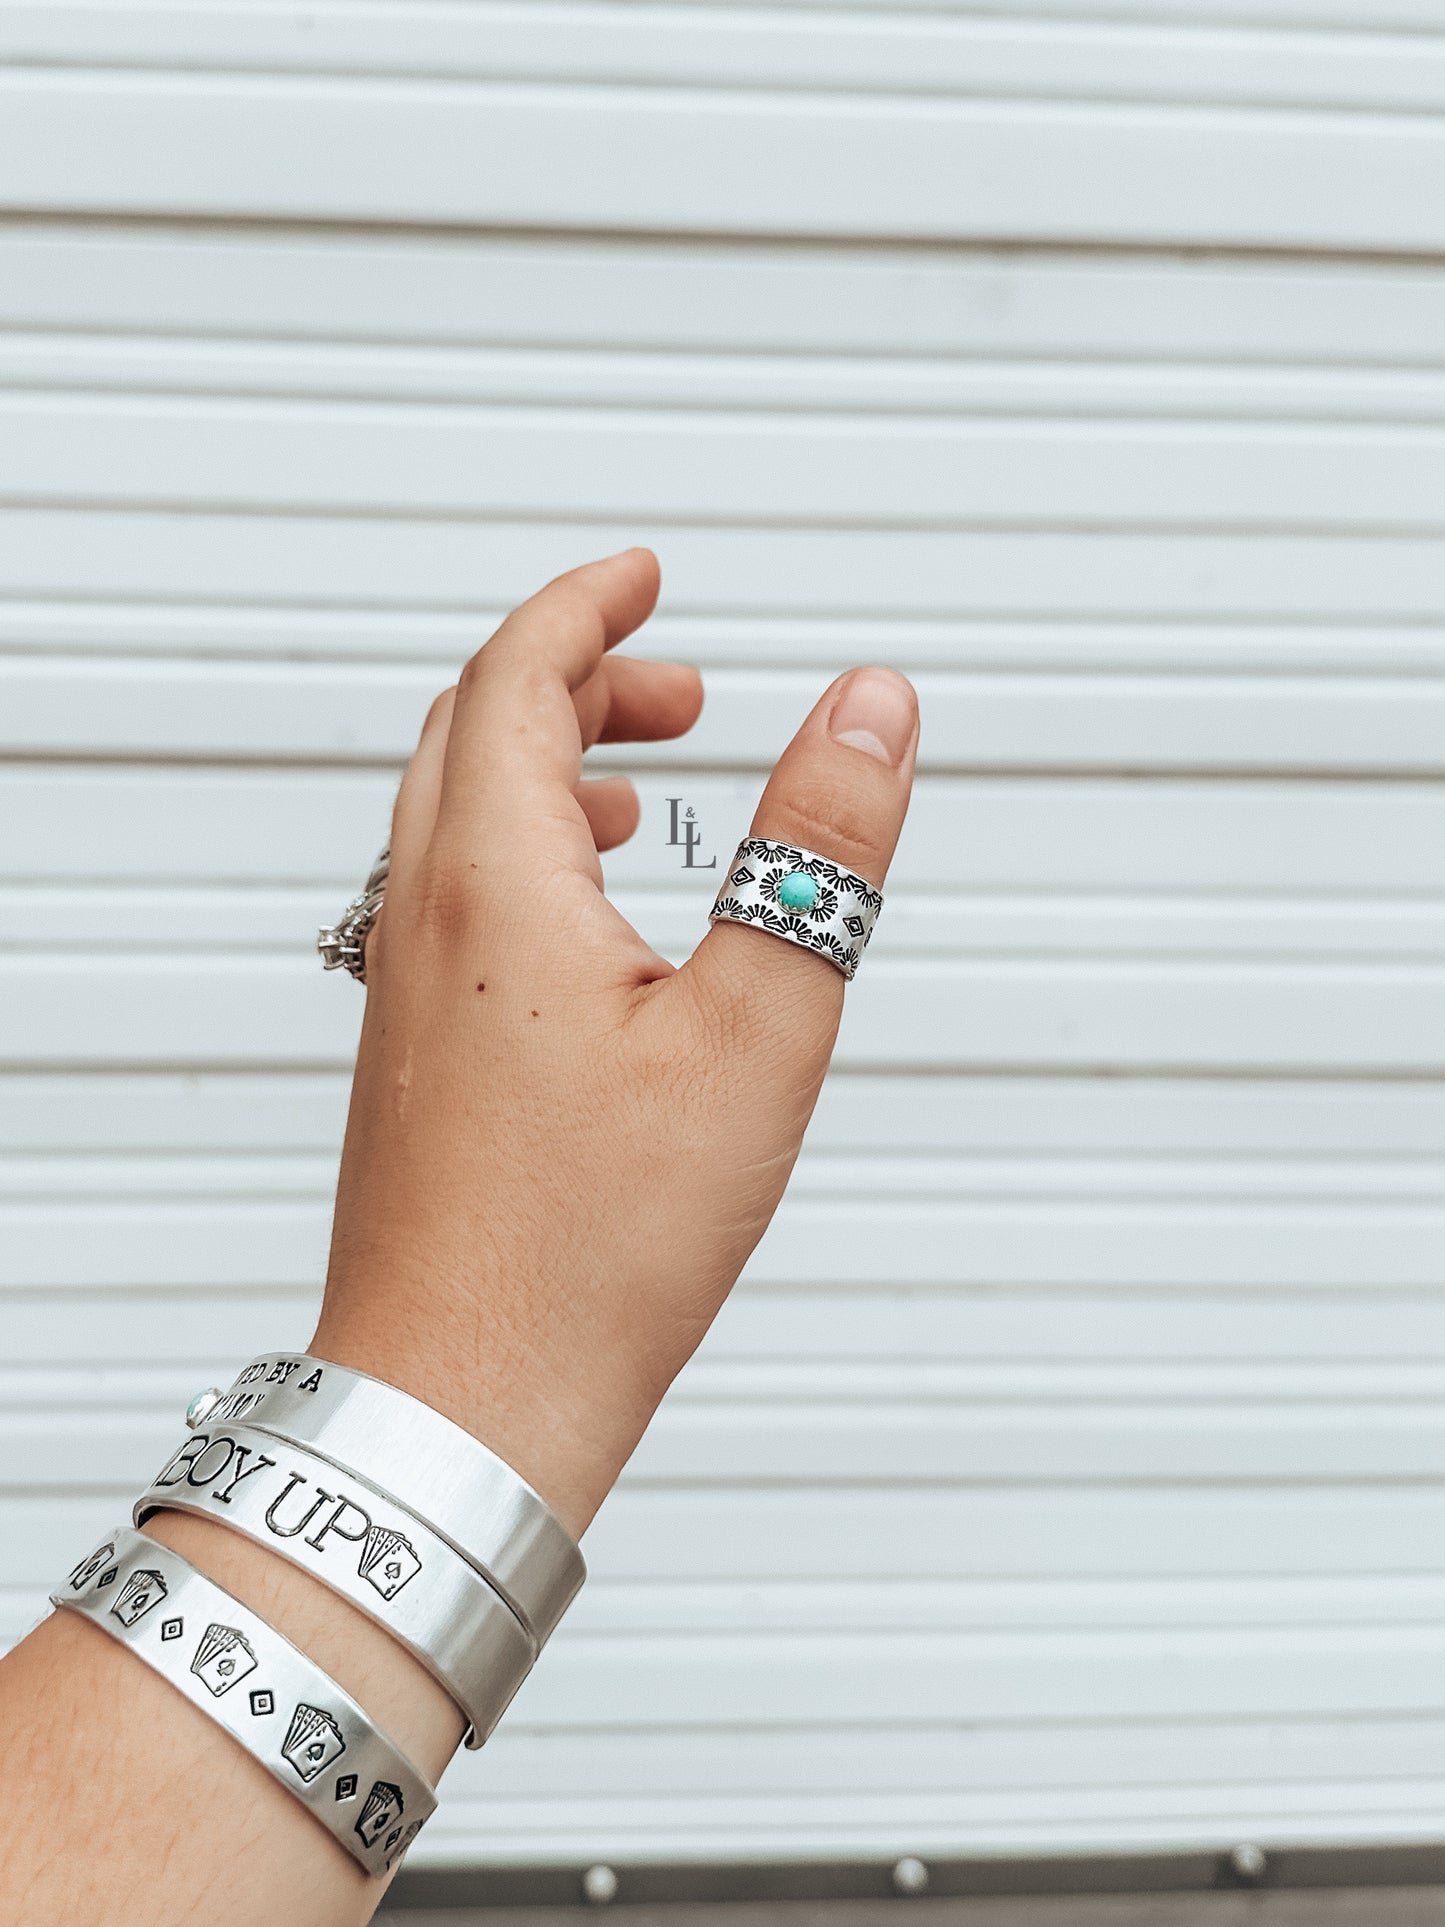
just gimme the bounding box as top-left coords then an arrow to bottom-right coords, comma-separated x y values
3,0 -> 1445,1874
6,4 -> 1445,117
5,66 -> 1445,251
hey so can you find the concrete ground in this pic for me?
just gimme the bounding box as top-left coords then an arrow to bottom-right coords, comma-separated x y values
380,1890 -> 1445,1925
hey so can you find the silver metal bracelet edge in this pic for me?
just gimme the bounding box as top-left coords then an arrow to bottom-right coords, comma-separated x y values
53,1525 -> 437,1876
135,1419 -> 535,1748
200,1353 -> 585,1648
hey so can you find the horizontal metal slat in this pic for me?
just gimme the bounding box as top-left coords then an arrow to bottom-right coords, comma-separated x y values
4,3 -> 1445,115
10,658 -> 1445,773
4,68 -> 1445,249
8,512 -> 1445,629
10,229 -> 1445,364
18,333 -> 1445,426
9,393 -> 1445,530
13,602 -> 1445,676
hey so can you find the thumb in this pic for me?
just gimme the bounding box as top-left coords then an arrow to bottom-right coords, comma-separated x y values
678,665 -> 919,1058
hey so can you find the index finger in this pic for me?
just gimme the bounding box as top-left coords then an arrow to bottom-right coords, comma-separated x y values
432,548 -> 661,849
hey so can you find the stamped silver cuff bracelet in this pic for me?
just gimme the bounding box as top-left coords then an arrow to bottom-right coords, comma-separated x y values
54,1527 -> 437,1876
709,838 -> 883,980
196,1354 -> 585,1648
136,1421 -> 535,1747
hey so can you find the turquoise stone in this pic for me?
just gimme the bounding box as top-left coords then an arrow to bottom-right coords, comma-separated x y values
778,870 -> 819,910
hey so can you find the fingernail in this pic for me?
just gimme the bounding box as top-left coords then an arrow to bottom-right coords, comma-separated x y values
828,667 -> 917,767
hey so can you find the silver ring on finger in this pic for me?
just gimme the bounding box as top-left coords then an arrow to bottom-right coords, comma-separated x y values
708,837 -> 883,980
318,845 -> 390,983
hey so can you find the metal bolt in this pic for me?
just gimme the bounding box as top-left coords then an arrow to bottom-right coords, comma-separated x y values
582,1864 -> 619,1906
892,1857 -> 930,1895
1230,1843 -> 1267,1883
185,1387 -> 222,1430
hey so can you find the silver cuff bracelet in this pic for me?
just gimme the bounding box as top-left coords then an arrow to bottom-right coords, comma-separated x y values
136,1421 -> 535,1748
53,1527 -> 437,1876
200,1354 -> 585,1647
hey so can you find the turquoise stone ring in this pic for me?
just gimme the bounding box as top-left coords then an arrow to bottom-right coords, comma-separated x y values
709,837 -> 884,981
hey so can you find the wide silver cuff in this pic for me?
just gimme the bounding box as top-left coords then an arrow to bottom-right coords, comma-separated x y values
53,1527 -> 437,1876
709,837 -> 883,980
136,1421 -> 535,1748
205,1354 -> 585,1648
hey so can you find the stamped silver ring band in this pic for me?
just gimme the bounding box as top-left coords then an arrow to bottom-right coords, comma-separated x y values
202,1355 -> 585,1648
136,1421 -> 534,1748
54,1526 -> 436,1876
709,838 -> 883,981
319,844 -> 389,983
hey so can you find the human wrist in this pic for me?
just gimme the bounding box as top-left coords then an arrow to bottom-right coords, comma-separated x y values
309,1280 -> 667,1540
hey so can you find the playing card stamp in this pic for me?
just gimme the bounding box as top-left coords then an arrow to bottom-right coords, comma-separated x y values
110,1568 -> 168,1628
67,1539 -> 119,1591
355,1780 -> 405,1853
190,1621 -> 259,1696
281,1702 -> 347,1783
358,1525 -> 422,1600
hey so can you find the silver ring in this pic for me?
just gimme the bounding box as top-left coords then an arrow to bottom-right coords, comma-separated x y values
205,1355 -> 586,1648
318,844 -> 389,983
53,1526 -> 437,1875
709,838 -> 883,980
136,1421 -> 535,1748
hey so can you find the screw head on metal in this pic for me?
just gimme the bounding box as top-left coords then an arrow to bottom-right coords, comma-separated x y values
892,1857 -> 929,1895
582,1864 -> 618,1906
1230,1843 -> 1267,1883
185,1387 -> 222,1430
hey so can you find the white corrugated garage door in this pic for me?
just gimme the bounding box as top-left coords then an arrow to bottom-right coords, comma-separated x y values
5,0 -> 1445,1871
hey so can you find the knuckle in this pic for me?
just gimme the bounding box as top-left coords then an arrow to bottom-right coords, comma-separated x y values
687,958 -> 772,1060
407,856 -> 479,951
770,781 -> 884,880
456,646 -> 491,697
543,582 -> 607,656
684,928 -> 841,1082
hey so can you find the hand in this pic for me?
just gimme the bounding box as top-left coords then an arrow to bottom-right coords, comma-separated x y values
313,549 -> 919,1533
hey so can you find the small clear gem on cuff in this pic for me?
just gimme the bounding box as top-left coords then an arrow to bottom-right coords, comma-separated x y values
186,1387 -> 222,1430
